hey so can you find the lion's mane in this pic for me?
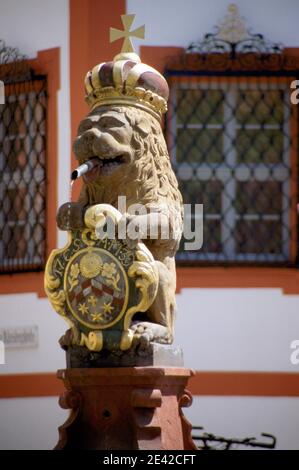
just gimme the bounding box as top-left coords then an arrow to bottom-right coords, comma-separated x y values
79,107 -> 183,252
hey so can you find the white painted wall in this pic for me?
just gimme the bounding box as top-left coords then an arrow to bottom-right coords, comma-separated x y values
185,396 -> 299,450
0,0 -> 298,450
1,287 -> 298,374
0,293 -> 66,373
0,395 -> 298,450
174,288 -> 299,372
127,0 -> 299,51
0,397 -> 67,450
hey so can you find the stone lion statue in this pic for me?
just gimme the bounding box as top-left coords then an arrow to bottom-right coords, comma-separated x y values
57,50 -> 183,347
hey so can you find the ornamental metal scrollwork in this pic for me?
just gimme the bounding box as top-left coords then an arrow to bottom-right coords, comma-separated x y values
165,4 -> 299,73
0,39 -> 32,83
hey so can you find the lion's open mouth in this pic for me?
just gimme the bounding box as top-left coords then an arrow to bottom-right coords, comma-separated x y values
82,154 -> 126,182
99,154 -> 125,168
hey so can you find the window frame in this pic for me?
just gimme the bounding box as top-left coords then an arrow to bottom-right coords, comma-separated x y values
0,79 -> 47,271
168,76 -> 296,264
0,47 -> 60,297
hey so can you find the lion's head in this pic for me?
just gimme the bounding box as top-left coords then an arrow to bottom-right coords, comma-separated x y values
73,106 -> 181,205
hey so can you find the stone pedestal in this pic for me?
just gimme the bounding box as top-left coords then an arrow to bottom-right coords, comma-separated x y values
55,367 -> 196,450
65,343 -> 184,368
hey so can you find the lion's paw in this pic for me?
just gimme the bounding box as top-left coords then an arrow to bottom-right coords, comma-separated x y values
131,321 -> 172,349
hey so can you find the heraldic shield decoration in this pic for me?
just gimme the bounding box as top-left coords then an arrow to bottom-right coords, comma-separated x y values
45,204 -> 159,352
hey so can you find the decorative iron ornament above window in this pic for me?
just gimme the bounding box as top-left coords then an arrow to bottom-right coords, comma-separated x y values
0,39 -> 32,83
188,3 -> 283,55
166,3 -> 299,73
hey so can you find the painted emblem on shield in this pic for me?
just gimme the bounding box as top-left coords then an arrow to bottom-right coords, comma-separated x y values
65,248 -> 128,329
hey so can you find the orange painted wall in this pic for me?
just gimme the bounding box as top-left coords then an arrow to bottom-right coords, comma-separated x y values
69,0 -> 126,201
1,371 -> 299,398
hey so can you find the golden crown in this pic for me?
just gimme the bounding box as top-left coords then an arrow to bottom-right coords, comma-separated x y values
84,15 -> 169,121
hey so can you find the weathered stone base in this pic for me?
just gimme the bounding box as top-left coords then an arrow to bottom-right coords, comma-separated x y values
55,367 -> 196,450
65,343 -> 184,368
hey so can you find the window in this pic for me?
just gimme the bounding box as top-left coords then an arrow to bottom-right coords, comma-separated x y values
0,48 -> 47,273
165,12 -> 299,265
168,81 -> 295,263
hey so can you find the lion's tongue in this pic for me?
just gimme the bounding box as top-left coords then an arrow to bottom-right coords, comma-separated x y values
82,158 -> 102,183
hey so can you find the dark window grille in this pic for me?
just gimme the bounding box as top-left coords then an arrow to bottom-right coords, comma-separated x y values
0,41 -> 47,273
165,8 -> 299,265
192,426 -> 276,450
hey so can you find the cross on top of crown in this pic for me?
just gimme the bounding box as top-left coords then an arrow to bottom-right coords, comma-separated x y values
110,14 -> 145,53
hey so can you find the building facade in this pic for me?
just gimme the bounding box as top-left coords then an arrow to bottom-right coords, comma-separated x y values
0,0 -> 298,449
